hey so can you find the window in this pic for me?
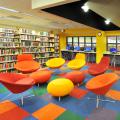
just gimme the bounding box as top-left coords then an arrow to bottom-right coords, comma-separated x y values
79,37 -> 84,47
92,37 -> 96,50
107,36 -> 120,51
73,37 -> 78,46
117,36 -> 120,51
85,37 -> 92,48
66,36 -> 96,50
67,37 -> 73,46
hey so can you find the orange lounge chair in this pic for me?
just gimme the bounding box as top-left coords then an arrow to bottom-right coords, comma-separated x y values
14,54 -> 40,74
86,73 -> 118,108
0,73 -> 35,105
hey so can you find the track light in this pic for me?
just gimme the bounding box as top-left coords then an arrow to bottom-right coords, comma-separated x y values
81,4 -> 89,12
105,19 -> 110,25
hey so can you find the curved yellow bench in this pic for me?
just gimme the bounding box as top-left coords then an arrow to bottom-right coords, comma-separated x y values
67,59 -> 85,70
47,78 -> 74,101
46,58 -> 65,69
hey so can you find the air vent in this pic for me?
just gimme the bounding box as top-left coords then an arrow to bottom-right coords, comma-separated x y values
7,15 -> 22,19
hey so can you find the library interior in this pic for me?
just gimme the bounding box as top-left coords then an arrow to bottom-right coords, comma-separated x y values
0,0 -> 120,120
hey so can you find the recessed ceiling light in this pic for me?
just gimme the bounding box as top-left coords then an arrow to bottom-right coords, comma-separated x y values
81,4 -> 89,12
105,19 -> 110,25
0,6 -> 19,13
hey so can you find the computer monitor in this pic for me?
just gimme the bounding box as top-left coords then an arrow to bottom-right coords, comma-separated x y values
66,45 -> 71,50
110,48 -> 117,53
84,47 -> 92,52
70,46 -> 74,50
74,46 -> 80,51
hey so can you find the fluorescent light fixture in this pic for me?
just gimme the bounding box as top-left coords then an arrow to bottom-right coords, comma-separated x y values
105,19 -> 110,25
0,6 -> 19,13
81,4 -> 89,12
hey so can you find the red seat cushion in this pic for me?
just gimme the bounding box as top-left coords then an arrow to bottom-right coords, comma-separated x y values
64,71 -> 85,84
17,54 -> 33,62
0,73 -> 34,93
15,77 -> 34,85
88,64 -> 108,76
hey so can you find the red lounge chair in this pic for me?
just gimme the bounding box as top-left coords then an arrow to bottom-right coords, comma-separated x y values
0,73 -> 35,105
88,56 -> 110,76
14,54 -> 40,73
86,73 -> 118,108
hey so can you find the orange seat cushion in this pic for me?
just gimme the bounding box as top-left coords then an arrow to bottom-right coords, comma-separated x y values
86,73 -> 118,95
64,71 -> 85,84
30,70 -> 51,83
14,61 -> 40,73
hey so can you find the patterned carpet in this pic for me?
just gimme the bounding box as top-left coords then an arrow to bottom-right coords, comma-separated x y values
0,64 -> 120,120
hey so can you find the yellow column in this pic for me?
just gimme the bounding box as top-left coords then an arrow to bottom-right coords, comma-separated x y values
96,31 -> 106,63
59,33 -> 66,57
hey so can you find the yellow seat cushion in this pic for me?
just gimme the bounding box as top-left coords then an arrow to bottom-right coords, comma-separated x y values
46,58 -> 65,68
75,53 -> 85,60
47,78 -> 74,97
67,59 -> 85,70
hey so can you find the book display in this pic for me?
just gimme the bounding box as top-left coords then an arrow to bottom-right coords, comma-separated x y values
0,28 -> 60,72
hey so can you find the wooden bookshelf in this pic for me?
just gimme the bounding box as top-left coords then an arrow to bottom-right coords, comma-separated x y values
0,28 -> 60,72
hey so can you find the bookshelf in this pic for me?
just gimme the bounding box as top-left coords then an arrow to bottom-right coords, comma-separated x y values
0,28 -> 60,72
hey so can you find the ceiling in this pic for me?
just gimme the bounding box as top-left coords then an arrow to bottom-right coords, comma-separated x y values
0,0 -> 119,31
0,0 -> 95,31
87,0 -> 120,27
32,0 -> 79,9
43,0 -> 120,31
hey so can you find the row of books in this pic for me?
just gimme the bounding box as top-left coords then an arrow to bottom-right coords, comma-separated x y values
0,56 -> 17,61
0,33 -> 14,37
0,48 -> 22,55
0,47 -> 58,55
0,63 -> 15,70
0,38 -> 13,42
0,43 -> 15,47
0,28 -> 14,33
40,42 -> 54,46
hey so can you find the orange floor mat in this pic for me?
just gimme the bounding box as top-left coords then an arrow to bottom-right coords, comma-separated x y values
0,100 -> 29,120
0,100 -> 17,114
32,103 -> 66,120
106,89 -> 120,101
70,87 -> 88,99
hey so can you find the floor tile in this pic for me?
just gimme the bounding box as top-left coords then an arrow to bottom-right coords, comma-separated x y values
70,87 -> 88,99
13,96 -> 48,113
0,100 -> 29,120
88,107 -> 117,120
32,103 -> 65,120
56,110 -> 85,120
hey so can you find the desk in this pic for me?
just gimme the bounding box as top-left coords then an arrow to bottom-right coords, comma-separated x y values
61,50 -> 96,63
104,52 -> 120,67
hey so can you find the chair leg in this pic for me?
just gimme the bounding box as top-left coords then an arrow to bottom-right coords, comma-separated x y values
88,95 -> 116,109
0,93 -> 12,102
21,96 -> 24,106
96,95 -> 100,109
32,87 -> 37,96
59,96 -> 61,101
